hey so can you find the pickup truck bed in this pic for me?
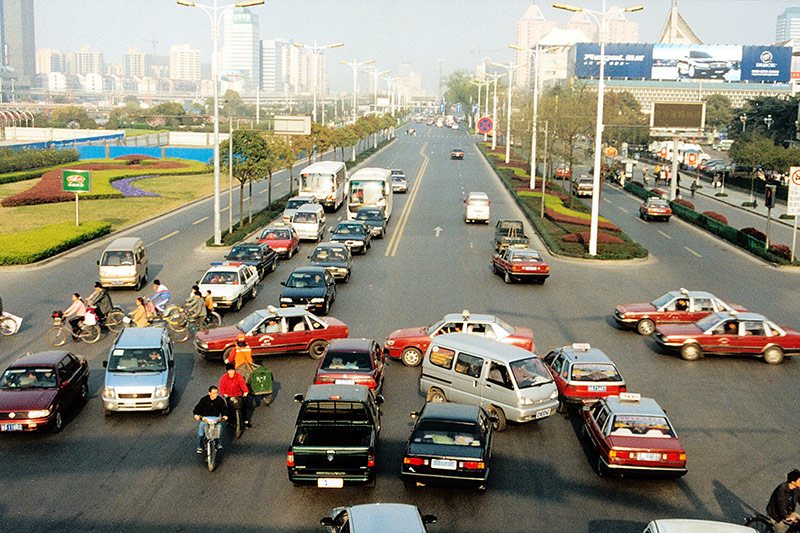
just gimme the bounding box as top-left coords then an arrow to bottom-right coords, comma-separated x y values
293,426 -> 372,447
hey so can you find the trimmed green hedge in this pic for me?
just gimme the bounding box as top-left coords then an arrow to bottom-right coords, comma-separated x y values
0,148 -> 79,175
0,221 -> 111,265
624,181 -> 660,201
207,193 -> 291,246
0,162 -> 83,185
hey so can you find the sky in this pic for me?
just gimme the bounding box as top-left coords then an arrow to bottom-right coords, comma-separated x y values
34,0 -> 798,93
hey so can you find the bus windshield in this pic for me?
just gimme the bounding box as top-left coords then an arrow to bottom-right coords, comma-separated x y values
349,180 -> 384,206
301,173 -> 333,194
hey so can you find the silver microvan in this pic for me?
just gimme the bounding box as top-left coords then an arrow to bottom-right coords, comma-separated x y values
98,237 -> 149,290
291,203 -> 327,241
465,192 -> 490,224
419,333 -> 558,430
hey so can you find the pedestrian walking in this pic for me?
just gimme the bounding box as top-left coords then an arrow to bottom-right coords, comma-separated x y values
690,180 -> 697,198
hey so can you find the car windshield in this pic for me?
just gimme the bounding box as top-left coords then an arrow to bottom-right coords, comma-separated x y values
236,310 -> 267,333
200,271 -> 238,284
286,198 -> 312,209
349,180 -> 384,205
311,247 -> 347,262
510,251 -> 541,262
651,292 -> 676,308
492,317 -> 515,335
287,272 -> 325,288
412,420 -> 482,446
609,414 -> 675,437
696,312 -> 728,331
321,351 -> 372,371
261,229 -> 290,240
107,349 -> 166,372
469,197 -> 489,206
101,250 -> 134,266
570,363 -> 622,382
227,247 -> 258,260
0,367 -> 57,389
300,172 -> 333,193
425,319 -> 445,335
334,224 -> 363,236
356,210 -> 382,221
509,357 -> 553,388
392,176 -> 405,182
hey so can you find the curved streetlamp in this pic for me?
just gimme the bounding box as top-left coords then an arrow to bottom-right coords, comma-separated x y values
293,41 -> 344,123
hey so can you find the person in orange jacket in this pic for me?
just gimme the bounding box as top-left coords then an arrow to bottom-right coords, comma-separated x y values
226,334 -> 254,368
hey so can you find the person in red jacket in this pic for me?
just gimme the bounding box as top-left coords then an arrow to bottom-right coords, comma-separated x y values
219,362 -> 252,428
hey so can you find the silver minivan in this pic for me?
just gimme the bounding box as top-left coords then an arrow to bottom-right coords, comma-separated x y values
465,192 -> 490,224
102,327 -> 175,416
292,203 -> 327,241
419,333 -> 558,430
98,237 -> 149,290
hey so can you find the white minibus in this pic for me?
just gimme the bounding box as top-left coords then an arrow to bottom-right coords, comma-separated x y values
298,161 -> 347,211
346,167 -> 393,221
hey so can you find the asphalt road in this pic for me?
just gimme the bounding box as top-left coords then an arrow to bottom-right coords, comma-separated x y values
0,123 -> 799,533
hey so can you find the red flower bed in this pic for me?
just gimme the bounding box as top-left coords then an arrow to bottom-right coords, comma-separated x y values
498,160 -> 529,170
650,188 -> 665,197
673,198 -> 694,210
115,154 -> 159,161
741,227 -> 766,242
770,244 -> 791,261
514,179 -> 543,191
703,211 -> 728,225
631,181 -> 643,188
545,208 -> 621,232
562,232 -> 624,245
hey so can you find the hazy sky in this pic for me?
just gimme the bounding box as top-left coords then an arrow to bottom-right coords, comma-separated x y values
34,0 -> 797,93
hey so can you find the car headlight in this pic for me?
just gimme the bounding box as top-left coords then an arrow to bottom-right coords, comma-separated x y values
197,341 -> 209,350
103,387 -> 116,400
154,386 -> 169,398
550,390 -> 558,400
385,340 -> 395,346
275,247 -> 287,252
310,298 -> 324,303
519,397 -> 535,405
28,409 -> 51,418
280,297 -> 292,303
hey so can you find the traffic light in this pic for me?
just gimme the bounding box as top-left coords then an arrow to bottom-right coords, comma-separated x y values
765,184 -> 776,209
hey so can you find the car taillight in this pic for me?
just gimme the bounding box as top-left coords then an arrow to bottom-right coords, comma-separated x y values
461,461 -> 485,470
665,452 -> 686,462
404,457 -> 424,466
314,379 -> 334,385
287,450 -> 294,467
367,449 -> 375,467
354,377 -> 376,388
608,448 -> 630,460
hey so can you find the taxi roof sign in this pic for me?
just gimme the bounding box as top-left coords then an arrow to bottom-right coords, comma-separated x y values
462,309 -> 470,320
619,392 -> 641,402
267,305 -> 278,314
572,343 -> 591,351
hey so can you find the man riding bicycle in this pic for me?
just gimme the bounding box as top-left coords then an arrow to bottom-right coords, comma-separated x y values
187,289 -> 207,325
219,362 -> 252,429
193,385 -> 228,453
767,470 -> 800,532
151,280 -> 170,315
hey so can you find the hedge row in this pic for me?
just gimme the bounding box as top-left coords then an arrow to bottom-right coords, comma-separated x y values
624,181 -> 660,201
0,221 -> 111,265
0,148 -> 79,175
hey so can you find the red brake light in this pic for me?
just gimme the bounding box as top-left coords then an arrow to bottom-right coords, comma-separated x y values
404,457 -> 424,466
462,461 -> 485,470
367,449 -> 375,467
287,451 -> 294,467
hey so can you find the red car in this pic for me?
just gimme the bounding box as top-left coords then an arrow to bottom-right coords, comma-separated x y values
450,148 -> 464,160
384,310 -> 535,367
639,198 -> 672,221
313,338 -> 385,392
653,311 -> 800,364
542,344 -> 626,412
555,165 -> 571,179
614,289 -> 746,336
491,245 -> 549,284
0,350 -> 89,433
194,306 -> 348,361
582,393 -> 687,477
258,223 -> 300,258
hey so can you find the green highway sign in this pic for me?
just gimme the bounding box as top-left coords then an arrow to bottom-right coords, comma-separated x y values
62,170 -> 92,193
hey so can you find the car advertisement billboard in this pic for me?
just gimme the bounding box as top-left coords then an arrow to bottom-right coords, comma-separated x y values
571,43 -> 791,83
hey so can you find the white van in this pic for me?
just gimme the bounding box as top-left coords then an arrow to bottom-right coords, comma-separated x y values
299,161 -> 347,211
643,520 -> 757,533
97,237 -> 149,290
347,167 -> 393,221
465,192 -> 490,224
291,203 -> 326,242
419,333 -> 558,430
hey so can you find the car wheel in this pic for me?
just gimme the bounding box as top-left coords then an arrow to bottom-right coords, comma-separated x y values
681,343 -> 702,361
688,65 -> 696,77
270,259 -> 277,272
308,340 -> 328,360
251,284 -> 258,300
234,296 -> 243,312
763,346 -> 784,365
401,347 -> 423,367
488,405 -> 507,432
427,388 -> 446,403
222,346 -> 234,365
50,409 -> 63,433
596,455 -> 606,477
104,409 -> 112,417
343,270 -> 351,283
556,398 -> 567,414
636,319 -> 656,336
504,271 -> 513,284
491,262 -> 497,274
322,298 -> 330,315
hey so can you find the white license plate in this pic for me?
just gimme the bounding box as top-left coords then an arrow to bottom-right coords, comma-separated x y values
1,423 -> 23,431
111,281 -> 124,285
524,267 -> 539,271
588,385 -> 606,392
535,409 -> 551,419
431,459 -> 457,470
637,452 -> 661,461
335,379 -> 355,385
317,478 -> 344,488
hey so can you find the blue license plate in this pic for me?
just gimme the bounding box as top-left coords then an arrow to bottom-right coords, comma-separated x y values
1,423 -> 23,431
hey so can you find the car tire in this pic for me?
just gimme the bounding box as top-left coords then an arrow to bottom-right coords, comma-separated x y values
401,347 -> 423,367
427,388 -> 446,403
104,408 -> 112,417
234,296 -> 243,312
322,299 -> 330,315
51,409 -> 63,433
504,271 -> 513,284
556,398 -> 567,414
270,259 -> 277,272
308,340 -> 328,360
251,284 -> 258,300
763,346 -> 784,365
636,319 -> 656,336
681,343 -> 702,361
488,405 -> 507,432
491,262 -> 497,274
596,455 -> 606,477
343,271 -> 351,283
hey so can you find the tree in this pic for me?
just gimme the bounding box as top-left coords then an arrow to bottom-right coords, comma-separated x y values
220,90 -> 248,118
50,106 -> 97,128
729,96 -> 799,145
312,123 -> 332,161
147,102 -> 186,128
443,70 -> 479,109
262,132 -> 292,207
703,94 -> 734,132
219,130 -> 273,228
602,91 -> 649,148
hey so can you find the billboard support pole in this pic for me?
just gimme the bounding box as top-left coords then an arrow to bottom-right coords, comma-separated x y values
792,217 -> 797,263
75,193 -> 79,227
670,134 -> 679,200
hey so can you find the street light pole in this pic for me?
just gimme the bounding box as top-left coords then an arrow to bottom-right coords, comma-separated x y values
740,113 -> 747,132
340,58 -> 375,124
510,43 -> 548,189
491,61 -> 520,164
765,114 -> 773,130
293,41 -> 343,123
485,72 -> 504,151
177,0 -> 264,245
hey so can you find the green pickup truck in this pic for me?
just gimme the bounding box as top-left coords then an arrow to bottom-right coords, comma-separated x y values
494,219 -> 529,252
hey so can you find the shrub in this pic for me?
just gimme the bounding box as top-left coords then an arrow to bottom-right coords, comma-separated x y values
673,198 -> 694,210
742,201 -> 756,208
741,227 -> 766,241
769,244 -> 791,261
702,211 -> 728,225
631,181 -> 643,188
0,148 -> 79,174
562,232 -> 624,245
0,221 -> 111,265
715,192 -> 728,197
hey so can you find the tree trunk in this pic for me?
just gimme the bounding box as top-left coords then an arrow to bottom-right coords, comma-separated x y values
248,179 -> 253,223
238,180 -> 245,228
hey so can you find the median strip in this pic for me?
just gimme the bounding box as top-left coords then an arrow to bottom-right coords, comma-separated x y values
386,142 -> 428,257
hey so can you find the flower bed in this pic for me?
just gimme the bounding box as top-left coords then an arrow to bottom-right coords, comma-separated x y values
545,208 -> 621,232
673,198 -> 694,210
111,175 -> 162,197
741,227 -> 766,241
563,232 -> 625,245
703,211 -> 727,225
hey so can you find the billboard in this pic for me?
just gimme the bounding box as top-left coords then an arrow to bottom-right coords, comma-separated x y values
572,43 -> 791,83
650,102 -> 706,130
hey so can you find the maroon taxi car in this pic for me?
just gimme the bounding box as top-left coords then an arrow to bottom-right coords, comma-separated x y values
313,338 -> 385,392
0,351 -> 89,433
652,311 -> 800,364
258,223 -> 300,258
542,344 -> 626,412
582,393 -> 687,477
639,198 -> 672,221
491,245 -> 550,284
385,310 -> 535,367
195,305 -> 348,361
614,289 -> 746,336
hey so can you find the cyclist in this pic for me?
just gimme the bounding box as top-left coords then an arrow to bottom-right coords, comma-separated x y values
767,470 -> 800,532
187,289 -> 207,325
204,290 -> 214,315
219,362 -> 252,429
151,280 -> 170,315
192,385 -> 228,453
63,293 -> 87,339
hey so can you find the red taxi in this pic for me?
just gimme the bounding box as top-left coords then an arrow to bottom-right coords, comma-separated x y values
639,198 -> 672,221
653,311 -> 800,364
385,310 -> 535,367
195,305 -> 348,361
614,289 -> 746,336
313,338 -> 385,392
258,223 -> 300,258
555,165 -> 571,179
582,393 -> 687,477
491,245 -> 549,284
542,343 -> 626,412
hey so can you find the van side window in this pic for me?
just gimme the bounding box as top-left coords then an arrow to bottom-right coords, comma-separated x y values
551,355 -> 564,376
454,352 -> 483,379
428,346 -> 455,369
486,362 -> 513,389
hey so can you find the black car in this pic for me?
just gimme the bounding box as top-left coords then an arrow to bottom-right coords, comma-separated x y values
330,222 -> 372,255
308,242 -> 353,283
225,242 -> 278,280
355,207 -> 387,239
401,402 -> 493,491
280,266 -> 336,315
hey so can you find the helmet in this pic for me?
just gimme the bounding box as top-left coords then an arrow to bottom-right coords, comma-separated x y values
236,334 -> 246,342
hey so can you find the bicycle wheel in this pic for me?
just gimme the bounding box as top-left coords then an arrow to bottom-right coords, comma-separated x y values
206,440 -> 216,472
235,408 -> 243,439
46,326 -> 68,347
164,306 -> 183,326
172,327 -> 190,343
744,516 -> 775,533
207,311 -> 222,328
105,311 -> 125,333
167,312 -> 188,332
0,316 -> 15,336
80,324 -> 101,344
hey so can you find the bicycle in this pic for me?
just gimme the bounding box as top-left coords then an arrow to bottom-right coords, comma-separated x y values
90,306 -> 125,332
0,312 -> 21,336
171,312 -> 221,343
227,395 -> 245,439
745,513 -> 800,532
199,416 -> 223,472
46,311 -> 101,346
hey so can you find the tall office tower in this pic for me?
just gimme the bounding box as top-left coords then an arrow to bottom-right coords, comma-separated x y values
776,7 -> 800,42
170,44 -> 201,82
124,47 -> 149,78
514,3 -> 556,86
221,7 -> 260,91
68,46 -> 104,75
0,0 -> 35,83
36,48 -> 66,74
260,39 -> 282,92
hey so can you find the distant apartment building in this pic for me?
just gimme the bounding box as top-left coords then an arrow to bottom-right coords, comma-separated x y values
68,46 -> 104,75
564,10 -> 638,43
1,0 -> 36,83
36,48 -> 66,74
221,7 -> 260,91
514,4 -> 556,86
170,44 -> 201,82
776,7 -> 800,42
123,47 -> 149,78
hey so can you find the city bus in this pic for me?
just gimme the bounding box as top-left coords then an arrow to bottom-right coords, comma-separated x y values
346,167 -> 393,221
298,161 -> 347,212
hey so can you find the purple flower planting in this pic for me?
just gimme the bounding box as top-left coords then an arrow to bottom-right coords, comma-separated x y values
111,176 -> 161,197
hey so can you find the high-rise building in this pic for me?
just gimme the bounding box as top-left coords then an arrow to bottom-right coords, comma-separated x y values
514,3 -> 556,86
260,39 -> 283,92
36,48 -> 66,74
124,47 -> 149,78
1,0 -> 36,83
221,7 -> 260,91
170,44 -> 201,82
776,7 -> 800,42
68,46 -> 104,75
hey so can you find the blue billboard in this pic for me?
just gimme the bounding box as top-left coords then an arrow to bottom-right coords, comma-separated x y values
741,46 -> 792,81
573,43 -> 653,79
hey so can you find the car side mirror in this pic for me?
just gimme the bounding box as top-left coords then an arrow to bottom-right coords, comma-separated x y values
293,393 -> 304,403
422,515 -> 438,524
280,281 -> 286,287
61,381 -> 70,388
102,361 -> 108,368
307,255 -> 311,259
375,394 -> 385,405
96,260 -> 100,265
320,517 -> 334,527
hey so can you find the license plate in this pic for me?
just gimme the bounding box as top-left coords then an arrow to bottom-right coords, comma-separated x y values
637,452 -> 661,461
317,478 -> 344,488
588,385 -> 606,392
335,379 -> 355,385
535,409 -> 551,419
524,267 -> 538,271
1,423 -> 23,431
431,459 -> 457,470
112,281 -> 124,285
